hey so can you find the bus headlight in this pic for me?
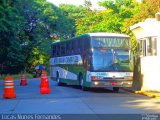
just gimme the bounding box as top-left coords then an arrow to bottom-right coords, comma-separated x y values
94,81 -> 99,85
128,82 -> 132,85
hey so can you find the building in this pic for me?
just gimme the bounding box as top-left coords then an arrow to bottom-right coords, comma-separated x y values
130,13 -> 160,92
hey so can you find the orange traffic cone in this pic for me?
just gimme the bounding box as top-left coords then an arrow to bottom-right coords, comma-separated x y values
40,71 -> 50,94
3,76 -> 16,99
20,73 -> 27,86
40,70 -> 47,88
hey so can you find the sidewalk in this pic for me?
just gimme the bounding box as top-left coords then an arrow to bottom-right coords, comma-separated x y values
122,87 -> 160,99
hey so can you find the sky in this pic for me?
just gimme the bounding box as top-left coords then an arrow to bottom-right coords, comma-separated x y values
47,0 -> 105,9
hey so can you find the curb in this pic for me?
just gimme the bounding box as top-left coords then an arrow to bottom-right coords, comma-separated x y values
135,91 -> 160,98
121,88 -> 160,98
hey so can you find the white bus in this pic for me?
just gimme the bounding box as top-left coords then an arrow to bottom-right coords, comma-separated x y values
50,33 -> 134,92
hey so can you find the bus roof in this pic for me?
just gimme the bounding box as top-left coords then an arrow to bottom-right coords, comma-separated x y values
52,32 -> 129,44
87,33 -> 129,37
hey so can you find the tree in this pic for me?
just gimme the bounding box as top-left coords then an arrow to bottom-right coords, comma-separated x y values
0,0 -> 78,74
59,4 -> 86,37
121,0 -> 160,52
75,0 -> 98,35
0,0 -> 25,74
76,0 -> 136,35
13,0 -> 77,72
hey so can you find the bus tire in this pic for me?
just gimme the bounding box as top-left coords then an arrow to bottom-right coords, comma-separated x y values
113,87 -> 119,93
79,75 -> 87,91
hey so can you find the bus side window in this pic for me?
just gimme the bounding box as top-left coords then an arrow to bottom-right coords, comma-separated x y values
83,55 -> 87,68
51,45 -> 53,57
61,44 -> 66,56
73,40 -> 77,54
78,38 -> 83,53
52,45 -> 56,57
66,42 -> 71,55
74,39 -> 79,54
71,41 -> 74,54
84,36 -> 90,51
57,45 -> 60,56
82,38 -> 85,53
66,42 -> 70,55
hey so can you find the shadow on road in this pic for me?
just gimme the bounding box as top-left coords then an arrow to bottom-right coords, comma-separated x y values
60,84 -> 123,93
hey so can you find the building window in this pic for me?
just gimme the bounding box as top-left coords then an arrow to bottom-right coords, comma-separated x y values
146,37 -> 157,56
151,37 -> 157,56
139,37 -> 157,57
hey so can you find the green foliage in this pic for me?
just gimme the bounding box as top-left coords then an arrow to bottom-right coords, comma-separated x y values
1,0 -> 160,74
76,0 -> 136,35
0,0 -> 78,74
121,0 -> 160,52
75,0 -> 150,52
0,0 -> 25,74
59,4 -> 86,36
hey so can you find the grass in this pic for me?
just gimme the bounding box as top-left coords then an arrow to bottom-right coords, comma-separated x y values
0,73 -> 34,80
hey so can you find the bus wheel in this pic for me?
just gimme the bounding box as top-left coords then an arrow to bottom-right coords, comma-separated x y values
113,87 -> 119,93
79,75 -> 87,91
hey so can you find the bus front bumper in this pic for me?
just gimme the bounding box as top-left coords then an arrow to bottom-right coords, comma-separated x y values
91,80 -> 133,88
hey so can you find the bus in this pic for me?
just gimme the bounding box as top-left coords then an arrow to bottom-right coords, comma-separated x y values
50,33 -> 134,92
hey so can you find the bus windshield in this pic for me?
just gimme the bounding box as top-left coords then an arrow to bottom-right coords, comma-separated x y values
92,49 -> 133,72
91,37 -> 130,48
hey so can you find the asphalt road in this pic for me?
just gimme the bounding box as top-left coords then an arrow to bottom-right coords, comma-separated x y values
0,78 -> 160,120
